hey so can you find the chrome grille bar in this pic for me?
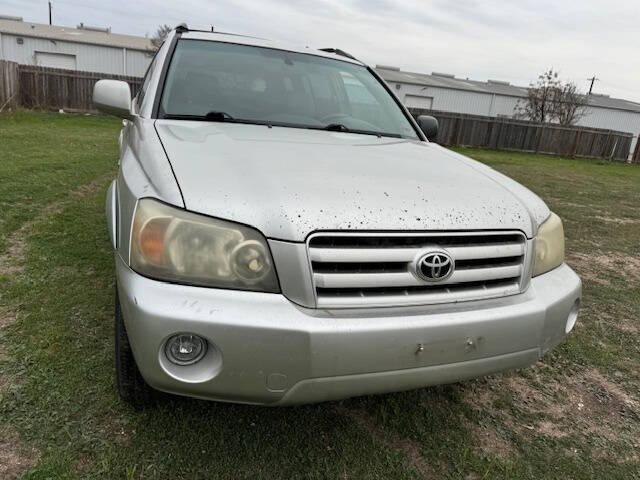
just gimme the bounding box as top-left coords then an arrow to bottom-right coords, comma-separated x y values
307,231 -> 530,308
309,243 -> 525,263
314,264 -> 523,289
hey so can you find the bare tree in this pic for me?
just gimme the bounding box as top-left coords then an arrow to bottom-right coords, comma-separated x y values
514,68 -> 588,125
151,24 -> 172,50
515,69 -> 561,123
552,81 -> 588,126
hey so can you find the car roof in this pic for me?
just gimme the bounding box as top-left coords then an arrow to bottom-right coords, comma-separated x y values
179,30 -> 365,66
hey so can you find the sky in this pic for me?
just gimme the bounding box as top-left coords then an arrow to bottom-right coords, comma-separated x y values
1,0 -> 639,102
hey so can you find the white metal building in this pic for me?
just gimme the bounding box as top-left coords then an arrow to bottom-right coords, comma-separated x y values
376,65 -> 640,156
1,14 -> 638,155
0,15 -> 153,76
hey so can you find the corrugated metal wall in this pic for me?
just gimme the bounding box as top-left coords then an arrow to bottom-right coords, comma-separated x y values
392,80 -> 640,158
395,83 -> 494,116
0,33 -> 150,76
125,49 -> 152,77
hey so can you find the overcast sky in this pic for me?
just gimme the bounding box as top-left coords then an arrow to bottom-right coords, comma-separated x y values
2,0 -> 639,102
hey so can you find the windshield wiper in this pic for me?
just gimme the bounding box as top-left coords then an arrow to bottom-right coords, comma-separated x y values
324,123 -> 350,132
161,113 -> 405,138
319,123 -> 401,138
204,111 -> 234,121
162,111 -> 236,122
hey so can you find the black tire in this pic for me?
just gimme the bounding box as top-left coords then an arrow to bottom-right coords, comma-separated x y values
115,287 -> 155,408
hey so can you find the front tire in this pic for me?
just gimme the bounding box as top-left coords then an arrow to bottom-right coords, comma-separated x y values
115,287 -> 155,408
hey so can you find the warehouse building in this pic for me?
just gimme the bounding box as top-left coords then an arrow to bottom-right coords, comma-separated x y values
375,65 -> 640,155
0,15 -> 153,76
1,14 -> 638,154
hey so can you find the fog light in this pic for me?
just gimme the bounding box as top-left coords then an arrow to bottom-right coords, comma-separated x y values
165,334 -> 207,366
566,300 -> 580,334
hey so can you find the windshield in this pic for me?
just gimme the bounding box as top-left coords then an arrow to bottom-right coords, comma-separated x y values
159,40 -> 420,139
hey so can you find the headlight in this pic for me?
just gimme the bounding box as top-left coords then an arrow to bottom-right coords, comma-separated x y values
130,198 -> 279,292
533,212 -> 565,277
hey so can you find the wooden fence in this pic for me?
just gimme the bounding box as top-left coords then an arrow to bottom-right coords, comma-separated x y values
0,60 -> 20,112
1,60 -> 636,162
633,138 -> 640,164
17,64 -> 143,112
409,108 -> 634,162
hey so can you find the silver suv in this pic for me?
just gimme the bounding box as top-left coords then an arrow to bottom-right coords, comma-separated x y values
93,26 -> 581,407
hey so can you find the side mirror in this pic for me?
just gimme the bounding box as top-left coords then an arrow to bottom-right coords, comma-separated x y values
416,115 -> 438,141
93,79 -> 133,119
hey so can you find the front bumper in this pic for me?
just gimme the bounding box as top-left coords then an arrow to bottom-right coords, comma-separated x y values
116,255 -> 581,405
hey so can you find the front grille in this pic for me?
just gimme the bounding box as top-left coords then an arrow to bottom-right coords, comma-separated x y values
308,232 -> 530,308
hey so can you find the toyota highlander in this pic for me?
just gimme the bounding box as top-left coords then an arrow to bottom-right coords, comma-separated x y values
93,25 -> 582,407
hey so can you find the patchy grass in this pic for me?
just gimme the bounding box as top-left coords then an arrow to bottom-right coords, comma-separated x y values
0,113 -> 638,479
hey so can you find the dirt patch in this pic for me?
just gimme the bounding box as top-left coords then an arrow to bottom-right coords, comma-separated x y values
0,426 -> 39,479
73,453 -> 94,476
567,252 -> 640,286
535,420 -> 568,439
586,369 -> 640,412
0,307 -> 17,395
553,201 -> 590,210
0,177 -> 107,277
0,307 -> 17,330
594,215 -> 640,225
0,177 -> 108,476
463,367 -> 640,454
592,309 -> 640,335
335,405 -> 436,479
469,422 -> 516,457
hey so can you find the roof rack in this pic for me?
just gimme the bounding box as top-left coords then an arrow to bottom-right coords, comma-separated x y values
319,48 -> 358,61
173,23 -> 263,40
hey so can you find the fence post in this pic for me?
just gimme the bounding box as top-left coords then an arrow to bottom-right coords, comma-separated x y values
570,129 -> 581,158
632,137 -> 640,164
0,61 -> 20,112
535,125 -> 544,153
484,120 -> 493,148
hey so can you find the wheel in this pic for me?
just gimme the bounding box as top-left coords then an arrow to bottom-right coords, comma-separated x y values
115,287 -> 155,408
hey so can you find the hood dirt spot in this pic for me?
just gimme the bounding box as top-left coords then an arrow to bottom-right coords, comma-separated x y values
334,405 -> 437,479
0,426 -> 40,479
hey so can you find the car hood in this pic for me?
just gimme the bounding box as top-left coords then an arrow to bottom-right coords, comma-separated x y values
155,121 -> 549,241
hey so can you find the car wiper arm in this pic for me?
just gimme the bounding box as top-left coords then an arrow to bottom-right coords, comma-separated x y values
160,114 -> 405,138
204,111 -> 234,121
319,123 -> 402,138
324,123 -> 350,132
161,111 -> 236,122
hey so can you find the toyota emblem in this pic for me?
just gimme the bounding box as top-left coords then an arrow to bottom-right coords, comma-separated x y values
415,250 -> 455,282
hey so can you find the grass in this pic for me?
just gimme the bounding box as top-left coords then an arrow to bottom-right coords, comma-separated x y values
1,111 -> 639,479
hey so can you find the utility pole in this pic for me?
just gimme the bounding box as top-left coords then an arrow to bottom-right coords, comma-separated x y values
587,75 -> 598,95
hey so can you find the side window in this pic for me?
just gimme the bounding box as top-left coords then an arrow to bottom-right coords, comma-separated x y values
136,55 -> 159,111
